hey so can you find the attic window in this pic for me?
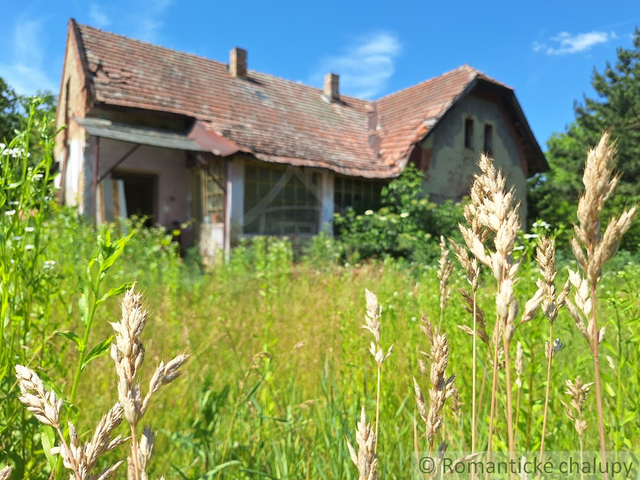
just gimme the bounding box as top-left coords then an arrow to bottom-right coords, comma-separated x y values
464,118 -> 474,149
484,124 -> 493,156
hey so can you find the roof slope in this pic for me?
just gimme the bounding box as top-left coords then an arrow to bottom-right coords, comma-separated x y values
375,65 -> 508,167
71,21 -> 545,178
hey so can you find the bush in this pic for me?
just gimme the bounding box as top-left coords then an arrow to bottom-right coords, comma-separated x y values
333,164 -> 464,263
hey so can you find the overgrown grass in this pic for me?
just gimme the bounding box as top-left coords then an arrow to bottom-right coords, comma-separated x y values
3,108 -> 640,480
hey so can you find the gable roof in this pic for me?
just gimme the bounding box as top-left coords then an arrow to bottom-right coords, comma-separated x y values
67,20 -> 547,178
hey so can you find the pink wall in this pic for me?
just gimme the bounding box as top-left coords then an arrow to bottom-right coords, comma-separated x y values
96,138 -> 194,242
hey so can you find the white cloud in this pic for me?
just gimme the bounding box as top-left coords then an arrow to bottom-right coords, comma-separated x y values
0,18 -> 57,95
89,4 -> 111,29
133,0 -> 173,42
534,30 -> 615,55
313,32 -> 402,99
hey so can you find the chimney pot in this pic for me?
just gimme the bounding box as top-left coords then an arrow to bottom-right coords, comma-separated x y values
324,73 -> 339,102
230,47 -> 247,78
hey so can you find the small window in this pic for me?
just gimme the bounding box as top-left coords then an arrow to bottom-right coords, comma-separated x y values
484,124 -> 493,156
464,118 -> 474,149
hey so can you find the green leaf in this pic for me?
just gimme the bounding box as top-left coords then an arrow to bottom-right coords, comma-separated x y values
97,282 -> 133,305
56,330 -> 85,351
39,425 -> 57,469
605,382 -> 616,397
204,461 -> 242,477
82,336 -> 114,370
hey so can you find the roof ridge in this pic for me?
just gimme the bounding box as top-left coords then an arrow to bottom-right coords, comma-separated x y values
377,64 -> 480,102
75,22 -> 369,105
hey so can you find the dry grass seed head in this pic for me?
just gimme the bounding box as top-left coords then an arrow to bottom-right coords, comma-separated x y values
456,289 -> 489,344
450,240 -> 480,292
112,287 -> 187,426
346,407 -> 378,480
363,289 -> 381,344
574,131 -> 636,285
438,236 -> 454,311
15,365 -> 62,428
0,465 -> 12,480
425,333 -> 456,447
515,341 -> 523,388
562,376 -> 593,436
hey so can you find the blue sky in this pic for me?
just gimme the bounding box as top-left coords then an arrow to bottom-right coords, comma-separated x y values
1,0 -> 638,149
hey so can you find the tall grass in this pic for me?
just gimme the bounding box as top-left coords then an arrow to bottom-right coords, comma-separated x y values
3,107 -> 640,480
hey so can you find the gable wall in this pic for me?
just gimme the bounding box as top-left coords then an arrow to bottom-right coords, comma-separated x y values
55,26 -> 92,208
419,93 -> 528,218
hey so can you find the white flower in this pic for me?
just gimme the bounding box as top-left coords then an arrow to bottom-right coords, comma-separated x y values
25,227 -> 34,233
523,233 -> 538,240
44,260 -> 56,268
9,201 -> 19,206
5,210 -> 16,216
364,210 -> 374,215
0,143 -> 5,150
25,245 -> 34,251
513,245 -> 525,251
32,174 -> 43,180
12,236 -> 22,241
400,212 -> 410,218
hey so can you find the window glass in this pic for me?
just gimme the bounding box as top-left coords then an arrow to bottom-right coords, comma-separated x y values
243,163 -> 321,235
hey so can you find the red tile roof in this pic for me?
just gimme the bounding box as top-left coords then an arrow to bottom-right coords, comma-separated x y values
71,21 -> 545,178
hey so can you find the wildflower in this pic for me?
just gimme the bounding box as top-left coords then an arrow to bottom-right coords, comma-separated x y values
25,245 -> 34,251
12,236 -> 22,241
25,227 -> 34,233
8,201 -> 19,206
400,212 -> 410,218
523,233 -> 539,240
513,245 -> 525,251
32,174 -> 43,180
44,260 -> 56,267
5,210 -> 16,217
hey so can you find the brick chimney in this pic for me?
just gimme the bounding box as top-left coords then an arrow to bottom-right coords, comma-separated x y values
230,47 -> 247,78
324,73 -> 339,102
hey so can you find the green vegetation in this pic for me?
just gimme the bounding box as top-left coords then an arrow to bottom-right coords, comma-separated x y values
1,104 -> 640,480
529,28 -> 640,250
3,30 -> 640,477
334,164 -> 464,263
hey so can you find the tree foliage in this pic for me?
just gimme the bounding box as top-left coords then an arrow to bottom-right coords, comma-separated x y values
0,77 -> 57,143
529,28 -> 640,249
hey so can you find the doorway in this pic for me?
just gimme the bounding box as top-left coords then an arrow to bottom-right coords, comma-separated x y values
112,171 -> 158,227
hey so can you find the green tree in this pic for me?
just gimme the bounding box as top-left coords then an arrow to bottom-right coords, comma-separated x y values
529,27 -> 640,249
0,76 -> 57,144
0,78 -> 23,143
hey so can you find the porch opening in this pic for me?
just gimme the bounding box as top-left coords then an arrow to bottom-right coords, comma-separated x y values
112,171 -> 158,227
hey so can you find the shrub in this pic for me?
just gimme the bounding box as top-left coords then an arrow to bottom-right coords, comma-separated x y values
333,164 -> 464,263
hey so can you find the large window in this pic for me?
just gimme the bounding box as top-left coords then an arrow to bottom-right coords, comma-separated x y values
244,163 -> 321,235
334,176 -> 384,214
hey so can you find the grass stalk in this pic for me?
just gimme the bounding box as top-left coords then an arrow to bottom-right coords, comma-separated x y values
472,291 -> 477,454
590,283 -> 608,478
538,322 -> 553,476
486,314 -> 500,454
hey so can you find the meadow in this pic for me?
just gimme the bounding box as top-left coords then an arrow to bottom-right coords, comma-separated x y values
2,107 -> 640,480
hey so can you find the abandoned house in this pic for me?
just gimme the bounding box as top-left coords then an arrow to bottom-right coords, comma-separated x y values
55,19 -> 548,256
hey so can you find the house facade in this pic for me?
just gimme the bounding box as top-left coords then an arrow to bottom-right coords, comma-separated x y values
55,20 -> 547,256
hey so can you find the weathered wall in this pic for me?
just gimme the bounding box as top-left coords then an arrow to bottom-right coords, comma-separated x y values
55,24 -> 92,206
420,93 -> 528,218
95,138 -> 192,227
